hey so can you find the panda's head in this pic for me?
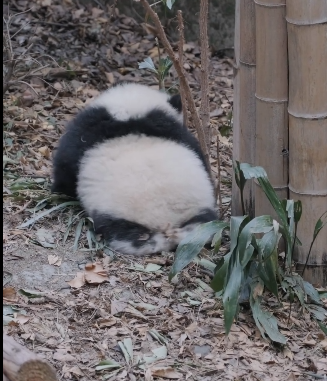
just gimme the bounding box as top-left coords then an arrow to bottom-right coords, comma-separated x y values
90,81 -> 183,124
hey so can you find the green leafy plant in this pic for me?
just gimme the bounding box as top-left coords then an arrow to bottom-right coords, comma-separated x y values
169,162 -> 327,343
138,55 -> 173,90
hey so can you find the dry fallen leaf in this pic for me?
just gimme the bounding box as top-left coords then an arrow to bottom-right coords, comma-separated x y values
105,72 -> 115,84
13,313 -> 30,325
3,287 -> 18,302
68,262 -> 109,288
53,349 -> 75,362
67,272 -> 85,288
150,366 -> 182,379
84,262 -> 109,284
97,317 -> 117,328
66,366 -> 84,376
48,254 -> 62,266
38,146 -> 51,159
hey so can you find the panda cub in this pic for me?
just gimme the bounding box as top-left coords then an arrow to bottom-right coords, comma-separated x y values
52,82 -> 217,255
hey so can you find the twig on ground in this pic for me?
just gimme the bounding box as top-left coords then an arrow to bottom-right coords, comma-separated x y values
220,201 -> 231,219
12,200 -> 32,216
3,30 -> 15,95
177,10 -> 188,126
139,0 -> 210,171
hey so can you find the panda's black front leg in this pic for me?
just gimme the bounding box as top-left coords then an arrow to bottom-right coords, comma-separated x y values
91,212 -> 172,255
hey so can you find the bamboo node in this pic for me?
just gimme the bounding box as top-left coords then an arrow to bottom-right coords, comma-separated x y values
255,94 -> 288,103
254,1 -> 286,8
288,185 -> 327,197
285,17 -> 327,26
287,109 -> 327,120
239,59 -> 256,67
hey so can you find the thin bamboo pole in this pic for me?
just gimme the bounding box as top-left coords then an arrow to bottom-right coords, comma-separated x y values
254,0 -> 289,220
286,0 -> 327,286
232,0 -> 256,217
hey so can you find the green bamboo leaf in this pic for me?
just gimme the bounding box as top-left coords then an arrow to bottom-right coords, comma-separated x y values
239,163 -> 292,250
286,200 -> 295,237
223,255 -> 242,335
138,57 -> 158,73
234,161 -> 247,192
250,280 -> 286,345
240,163 -> 267,179
211,222 -> 230,252
95,359 -> 122,372
210,251 -> 232,292
313,211 -> 327,239
316,320 -> 327,335
165,0 -> 176,9
303,281 -> 322,305
18,289 -> 47,298
193,257 -> 216,272
302,211 -> 327,276
306,305 -> 326,321
159,57 -> 173,78
256,177 -> 292,256
86,227 -> 93,250
238,216 -> 273,268
294,200 -> 302,223
168,221 -> 225,281
230,216 -> 249,253
257,225 -> 280,297
118,338 -> 133,365
293,284 -> 306,306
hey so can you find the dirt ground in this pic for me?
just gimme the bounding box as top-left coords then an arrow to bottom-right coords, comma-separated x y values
3,1 -> 327,380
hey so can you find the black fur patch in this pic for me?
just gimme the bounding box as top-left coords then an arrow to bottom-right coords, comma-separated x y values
92,212 -> 156,249
52,106 -> 209,197
180,208 -> 218,228
168,94 -> 182,113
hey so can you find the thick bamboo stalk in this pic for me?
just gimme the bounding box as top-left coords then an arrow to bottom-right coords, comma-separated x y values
286,0 -> 327,286
3,335 -> 57,381
232,0 -> 256,217
254,0 -> 289,220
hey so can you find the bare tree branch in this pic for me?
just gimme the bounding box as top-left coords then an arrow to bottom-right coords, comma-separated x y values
216,135 -> 223,216
177,10 -> 188,126
199,0 -> 211,150
139,0 -> 211,172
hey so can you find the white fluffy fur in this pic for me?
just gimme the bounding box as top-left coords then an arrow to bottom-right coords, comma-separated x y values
91,82 -> 183,123
77,134 -> 215,232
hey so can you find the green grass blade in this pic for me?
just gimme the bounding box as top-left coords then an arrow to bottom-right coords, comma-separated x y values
18,201 -> 80,229
73,219 -> 84,251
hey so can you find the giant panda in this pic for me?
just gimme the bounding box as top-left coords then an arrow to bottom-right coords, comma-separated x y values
52,81 -> 217,255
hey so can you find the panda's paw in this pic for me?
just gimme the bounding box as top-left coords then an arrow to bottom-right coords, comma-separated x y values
165,224 -> 199,245
164,227 -> 182,240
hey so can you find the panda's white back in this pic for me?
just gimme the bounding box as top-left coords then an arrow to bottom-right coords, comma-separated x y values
77,134 -> 214,231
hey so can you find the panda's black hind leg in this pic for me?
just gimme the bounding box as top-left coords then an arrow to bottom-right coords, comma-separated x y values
92,213 -> 152,245
51,167 -> 78,198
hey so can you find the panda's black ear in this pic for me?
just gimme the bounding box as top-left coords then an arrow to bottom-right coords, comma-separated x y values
168,94 -> 182,113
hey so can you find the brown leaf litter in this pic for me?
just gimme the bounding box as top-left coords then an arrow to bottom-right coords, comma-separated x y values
3,1 -> 326,380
